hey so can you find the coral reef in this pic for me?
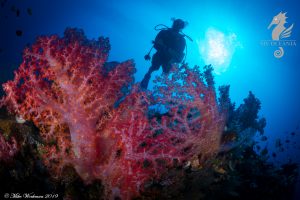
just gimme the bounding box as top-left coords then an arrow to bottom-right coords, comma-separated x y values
0,106 -> 297,200
0,28 -> 225,199
0,28 -> 298,200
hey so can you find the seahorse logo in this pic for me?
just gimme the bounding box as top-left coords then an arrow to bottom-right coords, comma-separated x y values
267,12 -> 294,58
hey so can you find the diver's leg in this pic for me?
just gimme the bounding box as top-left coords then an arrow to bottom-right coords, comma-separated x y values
141,53 -> 161,89
162,60 -> 172,74
140,65 -> 158,89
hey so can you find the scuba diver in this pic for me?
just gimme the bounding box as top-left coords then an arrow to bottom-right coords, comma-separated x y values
141,18 -> 191,89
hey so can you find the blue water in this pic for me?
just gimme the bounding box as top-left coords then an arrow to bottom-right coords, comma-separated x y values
0,0 -> 299,198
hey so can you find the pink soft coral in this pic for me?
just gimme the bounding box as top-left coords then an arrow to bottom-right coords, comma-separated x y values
103,65 -> 225,199
1,28 -> 225,199
1,28 -> 135,182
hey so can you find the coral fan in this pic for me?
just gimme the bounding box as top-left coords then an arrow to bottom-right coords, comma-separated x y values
1,28 -> 225,199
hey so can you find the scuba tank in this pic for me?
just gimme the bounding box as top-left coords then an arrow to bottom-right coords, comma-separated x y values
144,23 -> 193,64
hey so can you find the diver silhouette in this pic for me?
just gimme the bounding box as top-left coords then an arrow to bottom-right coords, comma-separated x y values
141,18 -> 188,89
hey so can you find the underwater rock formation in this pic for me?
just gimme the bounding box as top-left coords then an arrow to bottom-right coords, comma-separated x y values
0,28 -> 226,199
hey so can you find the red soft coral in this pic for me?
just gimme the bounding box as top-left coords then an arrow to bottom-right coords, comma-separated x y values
102,65 -> 225,199
1,28 -> 135,182
1,28 -> 225,200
